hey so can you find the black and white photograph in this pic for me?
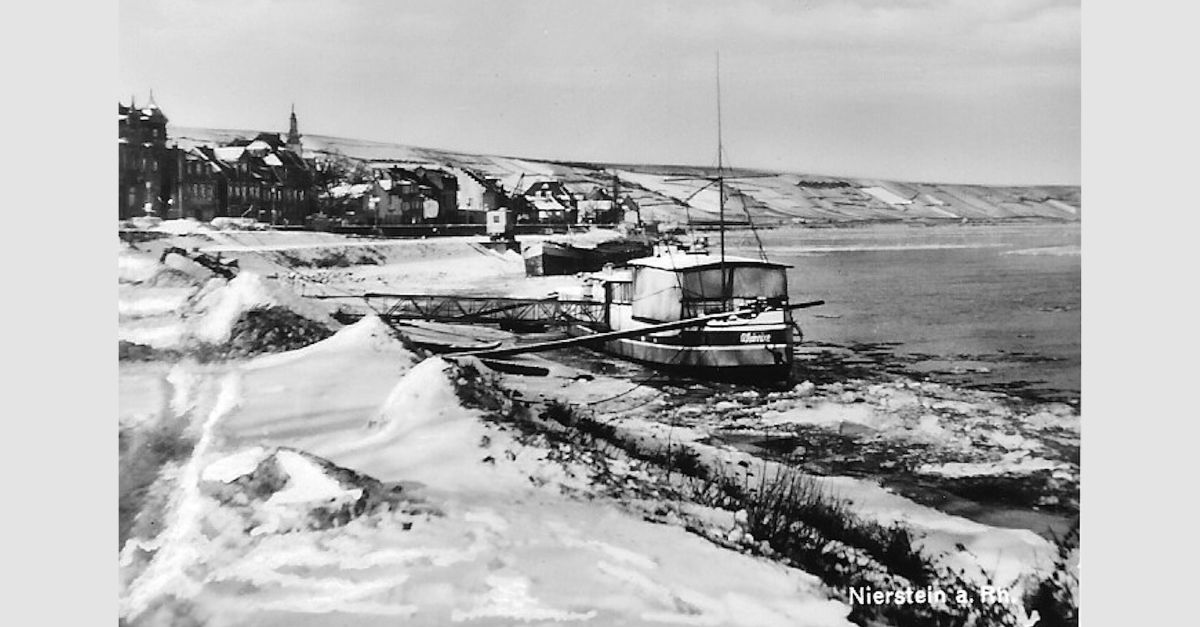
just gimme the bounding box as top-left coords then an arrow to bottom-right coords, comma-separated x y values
115,1 -> 1082,625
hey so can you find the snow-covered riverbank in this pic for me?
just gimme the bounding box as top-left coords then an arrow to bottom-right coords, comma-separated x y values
118,224 -> 1078,626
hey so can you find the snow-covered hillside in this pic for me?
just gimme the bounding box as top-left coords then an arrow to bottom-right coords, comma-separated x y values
170,126 -> 1081,226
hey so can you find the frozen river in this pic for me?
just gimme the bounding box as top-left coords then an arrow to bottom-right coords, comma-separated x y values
726,222 -> 1081,403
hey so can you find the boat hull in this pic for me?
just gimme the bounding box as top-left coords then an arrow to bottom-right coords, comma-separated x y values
524,242 -> 596,276
523,238 -> 655,276
566,323 -> 794,381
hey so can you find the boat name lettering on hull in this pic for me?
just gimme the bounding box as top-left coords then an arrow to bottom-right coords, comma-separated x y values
739,332 -> 772,344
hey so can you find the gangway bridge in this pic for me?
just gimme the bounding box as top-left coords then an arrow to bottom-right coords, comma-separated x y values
314,292 -> 607,328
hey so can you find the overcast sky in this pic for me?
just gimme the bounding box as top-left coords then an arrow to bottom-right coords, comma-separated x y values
119,0 -> 1079,185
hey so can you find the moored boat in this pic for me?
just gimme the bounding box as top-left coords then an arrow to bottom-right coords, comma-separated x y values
522,237 -> 655,277
592,237 -> 654,266
565,249 -> 798,379
558,55 -> 810,380
448,55 -> 820,380
522,241 -> 596,276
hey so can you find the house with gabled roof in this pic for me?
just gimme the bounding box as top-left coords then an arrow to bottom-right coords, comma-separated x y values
172,146 -> 225,221
449,167 -> 506,225
184,123 -> 317,224
504,175 -> 576,224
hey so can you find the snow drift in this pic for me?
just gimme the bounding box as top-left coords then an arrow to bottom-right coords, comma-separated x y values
119,265 -> 340,356
119,316 -> 857,627
199,446 -> 405,535
189,272 -> 336,345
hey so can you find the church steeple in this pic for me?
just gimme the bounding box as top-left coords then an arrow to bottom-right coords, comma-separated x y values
286,104 -> 303,155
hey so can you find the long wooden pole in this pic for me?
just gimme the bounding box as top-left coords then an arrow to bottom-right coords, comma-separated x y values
447,300 -> 825,359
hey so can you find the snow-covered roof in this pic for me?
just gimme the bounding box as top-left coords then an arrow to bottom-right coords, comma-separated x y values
628,253 -> 789,271
214,146 -> 245,162
529,197 -> 566,211
246,139 -> 272,154
327,182 -> 373,198
501,173 -> 557,194
590,267 -> 634,282
262,154 -> 283,167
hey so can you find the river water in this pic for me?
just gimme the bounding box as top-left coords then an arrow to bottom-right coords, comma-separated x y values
725,222 -> 1081,403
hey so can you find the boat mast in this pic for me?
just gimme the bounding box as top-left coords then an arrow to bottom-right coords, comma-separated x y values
716,52 -> 728,304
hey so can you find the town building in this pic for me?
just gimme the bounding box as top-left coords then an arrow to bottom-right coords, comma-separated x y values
357,166 -> 459,225
119,98 -> 319,223
170,135 -> 316,224
209,133 -> 317,224
173,146 -> 225,221
577,186 -> 620,224
118,94 -> 177,219
450,167 -> 506,225
505,176 -> 576,224
618,196 -> 643,227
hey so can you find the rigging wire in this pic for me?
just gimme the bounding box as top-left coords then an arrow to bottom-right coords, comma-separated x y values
679,178 -> 720,243
720,145 -> 769,262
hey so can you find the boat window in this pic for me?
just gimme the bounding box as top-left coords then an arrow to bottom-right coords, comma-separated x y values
679,268 -> 725,300
608,281 -> 634,305
633,265 -> 787,322
677,266 -> 786,301
731,266 -> 787,299
631,267 -> 683,322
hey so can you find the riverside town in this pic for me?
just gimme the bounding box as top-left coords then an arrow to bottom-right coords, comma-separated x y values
118,3 -> 1080,625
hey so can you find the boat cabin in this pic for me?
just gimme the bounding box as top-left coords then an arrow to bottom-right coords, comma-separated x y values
627,254 -> 788,320
589,253 -> 791,331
